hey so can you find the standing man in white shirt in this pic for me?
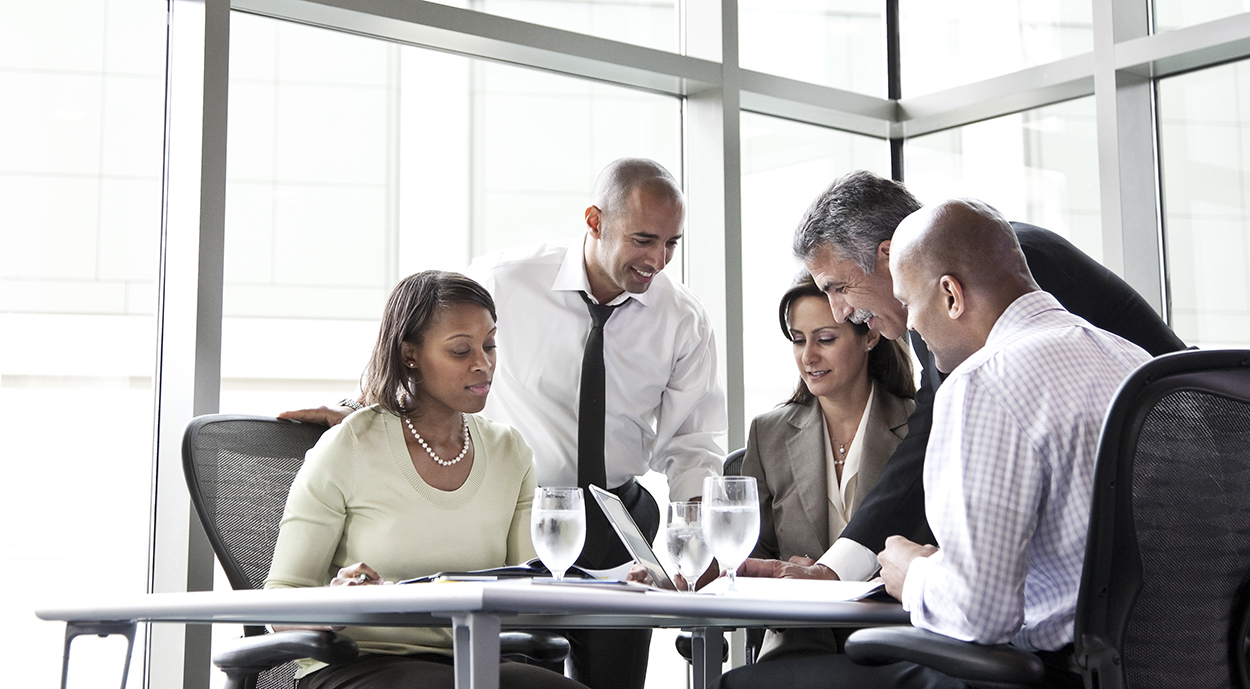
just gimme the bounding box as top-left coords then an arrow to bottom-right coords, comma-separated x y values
284,158 -> 727,689
715,199 -> 1151,689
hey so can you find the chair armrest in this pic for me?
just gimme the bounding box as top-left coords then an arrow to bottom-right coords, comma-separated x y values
499,631 -> 570,664
673,632 -> 729,663
845,626 -> 1044,687
212,630 -> 358,673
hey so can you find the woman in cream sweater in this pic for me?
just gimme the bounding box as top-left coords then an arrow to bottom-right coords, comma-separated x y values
265,271 -> 584,689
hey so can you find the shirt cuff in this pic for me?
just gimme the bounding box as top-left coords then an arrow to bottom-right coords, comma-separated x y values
816,538 -> 880,582
901,550 -> 937,613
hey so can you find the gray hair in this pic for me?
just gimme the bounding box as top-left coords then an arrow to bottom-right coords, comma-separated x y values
590,158 -> 683,224
793,170 -> 921,274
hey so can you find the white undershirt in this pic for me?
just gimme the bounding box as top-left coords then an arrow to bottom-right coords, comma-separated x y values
822,382 -> 876,539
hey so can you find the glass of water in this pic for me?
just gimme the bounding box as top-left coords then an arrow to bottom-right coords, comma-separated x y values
531,487 -> 586,581
701,476 -> 760,592
666,501 -> 712,592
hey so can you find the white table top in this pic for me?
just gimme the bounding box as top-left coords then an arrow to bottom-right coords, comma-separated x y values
37,579 -> 909,630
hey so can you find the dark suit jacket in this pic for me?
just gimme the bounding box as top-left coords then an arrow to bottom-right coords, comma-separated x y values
839,222 -> 1188,555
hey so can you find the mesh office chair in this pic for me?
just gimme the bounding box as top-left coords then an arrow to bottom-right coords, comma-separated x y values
183,414 -> 358,689
844,349 -> 1250,689
183,414 -> 569,689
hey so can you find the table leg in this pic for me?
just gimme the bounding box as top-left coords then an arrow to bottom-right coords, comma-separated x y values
60,621 -> 137,689
691,626 -> 723,689
451,612 -> 501,689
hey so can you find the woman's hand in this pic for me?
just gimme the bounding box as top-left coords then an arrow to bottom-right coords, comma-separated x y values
273,563 -> 380,632
330,562 -> 384,587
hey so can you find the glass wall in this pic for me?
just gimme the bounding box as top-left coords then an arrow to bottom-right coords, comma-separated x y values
1155,0 -> 1250,32
899,0 -> 1093,96
1158,60 -> 1250,348
17,0 -> 1250,686
905,96 -> 1102,261
739,112 -> 890,429
739,0 -> 885,96
221,10 -> 681,414
0,1 -> 166,686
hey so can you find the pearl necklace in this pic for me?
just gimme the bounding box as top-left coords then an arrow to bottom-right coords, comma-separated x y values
404,413 -> 470,467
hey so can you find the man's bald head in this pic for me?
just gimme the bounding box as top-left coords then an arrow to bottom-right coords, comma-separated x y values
890,199 -> 1040,371
893,199 -> 1038,303
590,157 -> 684,226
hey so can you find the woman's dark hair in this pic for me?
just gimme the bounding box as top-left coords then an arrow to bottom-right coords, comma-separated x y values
777,273 -> 915,405
361,271 -> 496,418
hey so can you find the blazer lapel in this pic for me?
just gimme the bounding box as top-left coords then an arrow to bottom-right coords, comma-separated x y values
785,401 -> 833,553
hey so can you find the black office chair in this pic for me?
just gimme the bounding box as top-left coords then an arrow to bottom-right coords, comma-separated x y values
183,414 -> 569,689
844,349 -> 1250,688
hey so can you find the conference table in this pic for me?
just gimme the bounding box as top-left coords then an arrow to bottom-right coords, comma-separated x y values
37,578 -> 909,689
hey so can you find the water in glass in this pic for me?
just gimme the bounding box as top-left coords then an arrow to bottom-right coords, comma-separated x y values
666,501 -> 712,592
531,487 -> 585,581
702,476 -> 760,592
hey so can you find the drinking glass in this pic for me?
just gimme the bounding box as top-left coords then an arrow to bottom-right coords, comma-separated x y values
530,487 -> 586,581
701,476 -> 760,592
666,501 -> 713,592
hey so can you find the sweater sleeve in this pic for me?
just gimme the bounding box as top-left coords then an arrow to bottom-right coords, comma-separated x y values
505,427 -> 539,565
264,424 -> 356,589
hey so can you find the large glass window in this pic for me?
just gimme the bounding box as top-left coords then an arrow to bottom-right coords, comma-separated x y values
739,0 -> 885,96
740,112 -> 890,428
1158,60 -> 1250,348
905,96 -> 1102,261
899,1 -> 1093,97
1154,0 -> 1250,33
0,1 -> 166,686
223,12 -> 682,416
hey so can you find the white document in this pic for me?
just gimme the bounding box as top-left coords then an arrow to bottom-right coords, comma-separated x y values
698,576 -> 884,601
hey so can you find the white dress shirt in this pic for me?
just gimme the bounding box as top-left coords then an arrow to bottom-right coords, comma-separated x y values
900,291 -> 1150,651
466,241 -> 727,501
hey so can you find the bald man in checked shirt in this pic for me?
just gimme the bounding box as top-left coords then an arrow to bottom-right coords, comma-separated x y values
715,198 -> 1151,689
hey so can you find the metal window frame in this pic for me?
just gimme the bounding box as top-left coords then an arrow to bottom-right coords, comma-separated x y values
153,0 -> 1250,684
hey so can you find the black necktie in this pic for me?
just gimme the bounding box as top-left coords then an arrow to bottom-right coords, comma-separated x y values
577,291 -> 619,568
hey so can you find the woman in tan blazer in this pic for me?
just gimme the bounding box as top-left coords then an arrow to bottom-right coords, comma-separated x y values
741,274 -> 915,661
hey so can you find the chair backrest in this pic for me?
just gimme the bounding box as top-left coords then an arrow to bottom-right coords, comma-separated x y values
183,415 -> 329,689
1076,350 -> 1250,689
723,447 -> 747,477
183,414 -> 329,592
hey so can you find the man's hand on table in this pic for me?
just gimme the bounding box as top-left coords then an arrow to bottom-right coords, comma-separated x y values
737,555 -> 840,580
878,535 -> 939,601
279,405 -> 353,427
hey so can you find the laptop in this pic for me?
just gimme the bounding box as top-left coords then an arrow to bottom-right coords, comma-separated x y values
588,485 -> 679,590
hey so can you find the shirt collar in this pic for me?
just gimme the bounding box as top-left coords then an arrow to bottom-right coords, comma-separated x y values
550,238 -> 653,308
985,290 -> 1064,347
